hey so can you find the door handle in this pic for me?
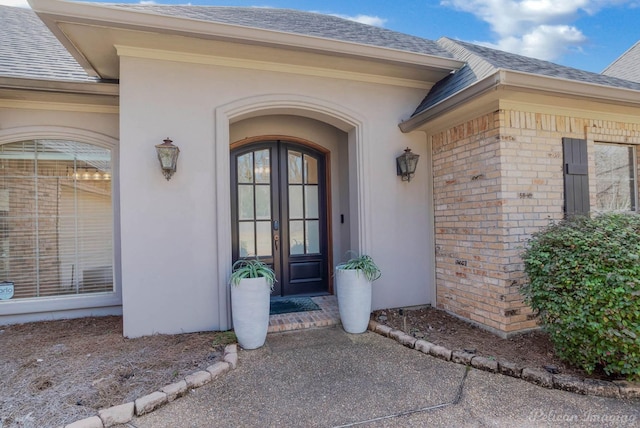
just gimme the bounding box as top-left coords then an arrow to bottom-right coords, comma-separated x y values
274,234 -> 279,251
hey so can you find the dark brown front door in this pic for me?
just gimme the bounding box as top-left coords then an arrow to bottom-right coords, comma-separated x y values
231,141 -> 329,297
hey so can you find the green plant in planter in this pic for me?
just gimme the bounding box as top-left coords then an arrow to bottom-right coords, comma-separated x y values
229,259 -> 276,290
336,254 -> 381,282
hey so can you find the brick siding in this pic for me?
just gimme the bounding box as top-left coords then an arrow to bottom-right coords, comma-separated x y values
432,109 -> 640,335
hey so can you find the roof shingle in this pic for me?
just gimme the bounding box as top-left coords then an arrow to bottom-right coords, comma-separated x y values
602,41 -> 640,83
111,5 -> 454,58
0,5 -> 97,82
412,37 -> 640,117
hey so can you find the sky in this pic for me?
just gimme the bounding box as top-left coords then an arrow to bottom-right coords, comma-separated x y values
2,0 -> 639,73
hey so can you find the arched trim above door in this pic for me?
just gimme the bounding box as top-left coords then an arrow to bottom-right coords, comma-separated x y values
215,94 -> 372,330
231,135 -> 329,155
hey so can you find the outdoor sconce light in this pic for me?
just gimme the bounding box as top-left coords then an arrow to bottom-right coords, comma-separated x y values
396,147 -> 419,182
155,138 -> 180,180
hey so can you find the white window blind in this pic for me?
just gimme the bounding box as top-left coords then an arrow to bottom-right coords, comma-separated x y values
0,140 -> 113,300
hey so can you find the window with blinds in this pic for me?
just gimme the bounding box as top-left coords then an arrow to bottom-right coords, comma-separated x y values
0,140 -> 113,300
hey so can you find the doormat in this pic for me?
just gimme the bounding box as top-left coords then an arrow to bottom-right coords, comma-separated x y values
269,297 -> 321,315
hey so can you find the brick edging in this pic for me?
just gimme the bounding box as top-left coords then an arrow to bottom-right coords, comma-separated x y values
368,320 -> 639,400
63,344 -> 239,428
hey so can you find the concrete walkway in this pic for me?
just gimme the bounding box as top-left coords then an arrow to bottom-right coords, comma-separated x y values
123,326 -> 639,428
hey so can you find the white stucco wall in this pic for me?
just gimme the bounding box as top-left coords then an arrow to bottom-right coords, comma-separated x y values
0,106 -> 121,325
118,55 -> 435,337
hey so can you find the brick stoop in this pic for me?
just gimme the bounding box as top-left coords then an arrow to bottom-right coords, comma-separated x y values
268,295 -> 340,333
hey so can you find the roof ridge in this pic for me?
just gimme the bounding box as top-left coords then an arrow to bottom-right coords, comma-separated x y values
437,37 -> 497,73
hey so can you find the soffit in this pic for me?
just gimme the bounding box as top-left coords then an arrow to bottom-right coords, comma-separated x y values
31,0 -> 463,86
498,91 -> 640,124
0,87 -> 119,114
0,76 -> 119,112
409,85 -> 640,135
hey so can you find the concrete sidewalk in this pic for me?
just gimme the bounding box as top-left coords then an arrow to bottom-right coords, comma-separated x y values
126,327 -> 639,427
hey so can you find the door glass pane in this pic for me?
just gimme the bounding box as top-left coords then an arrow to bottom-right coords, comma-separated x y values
289,185 -> 303,219
237,153 -> 253,183
306,220 -> 319,254
289,220 -> 304,255
254,149 -> 270,184
238,222 -> 255,257
238,185 -> 254,220
288,151 -> 303,184
255,185 -> 271,220
305,185 -> 318,218
256,221 -> 272,257
304,155 -> 318,184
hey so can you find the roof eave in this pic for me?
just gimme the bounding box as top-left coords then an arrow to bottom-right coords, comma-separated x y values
399,71 -> 501,132
28,0 -> 464,80
0,76 -> 119,96
400,70 -> 640,133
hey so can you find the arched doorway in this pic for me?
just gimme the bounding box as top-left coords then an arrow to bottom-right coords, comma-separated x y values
230,140 -> 329,297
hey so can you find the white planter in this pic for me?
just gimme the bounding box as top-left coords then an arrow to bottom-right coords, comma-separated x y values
231,277 -> 271,349
335,268 -> 372,334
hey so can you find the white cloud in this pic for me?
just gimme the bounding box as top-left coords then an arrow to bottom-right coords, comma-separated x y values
486,25 -> 587,60
0,0 -> 31,7
332,14 -> 387,27
441,0 -> 631,60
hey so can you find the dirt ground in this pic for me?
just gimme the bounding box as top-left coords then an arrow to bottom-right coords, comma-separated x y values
0,308 -> 613,427
0,316 -> 235,428
372,306 -> 610,381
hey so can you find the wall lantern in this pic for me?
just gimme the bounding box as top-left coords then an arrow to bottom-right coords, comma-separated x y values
396,147 -> 419,182
155,138 -> 180,180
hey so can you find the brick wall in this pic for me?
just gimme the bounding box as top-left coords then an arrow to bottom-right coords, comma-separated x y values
432,109 -> 640,336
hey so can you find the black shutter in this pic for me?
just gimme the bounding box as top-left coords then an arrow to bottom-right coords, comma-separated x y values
563,138 -> 590,216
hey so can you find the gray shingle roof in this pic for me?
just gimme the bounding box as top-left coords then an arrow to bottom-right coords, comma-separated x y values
0,5 -> 98,82
602,41 -> 640,83
111,5 -> 454,58
412,37 -> 640,116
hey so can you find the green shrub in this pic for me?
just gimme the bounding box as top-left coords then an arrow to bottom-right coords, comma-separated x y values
521,213 -> 640,380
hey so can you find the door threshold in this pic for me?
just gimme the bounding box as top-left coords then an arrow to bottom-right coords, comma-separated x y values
270,292 -> 331,301
268,295 -> 339,333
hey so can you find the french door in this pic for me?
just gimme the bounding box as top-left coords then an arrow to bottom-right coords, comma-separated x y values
231,141 -> 329,297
